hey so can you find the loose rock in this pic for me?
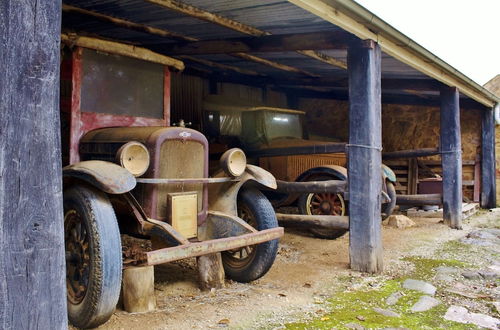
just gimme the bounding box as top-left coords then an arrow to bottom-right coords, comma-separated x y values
386,215 -> 416,229
386,292 -> 403,306
434,273 -> 454,282
478,270 -> 498,280
461,270 -> 482,280
345,322 -> 365,329
434,266 -> 460,274
410,295 -> 440,312
373,307 -> 400,317
444,305 -> 500,329
402,279 -> 436,295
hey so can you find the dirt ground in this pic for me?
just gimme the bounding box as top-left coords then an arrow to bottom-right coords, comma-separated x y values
88,208 -> 499,330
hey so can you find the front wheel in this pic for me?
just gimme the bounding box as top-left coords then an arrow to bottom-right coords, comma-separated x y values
222,188 -> 279,282
64,186 -> 122,329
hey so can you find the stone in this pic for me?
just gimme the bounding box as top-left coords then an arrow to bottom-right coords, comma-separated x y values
434,273 -> 454,282
461,270 -> 482,280
467,230 -> 498,240
386,292 -> 403,306
386,215 -> 416,229
402,279 -> 436,295
372,308 -> 400,318
410,295 -> 441,312
345,322 -> 365,330
459,238 -> 495,246
479,270 -> 499,280
493,302 -> 500,314
444,305 -> 500,329
434,266 -> 460,274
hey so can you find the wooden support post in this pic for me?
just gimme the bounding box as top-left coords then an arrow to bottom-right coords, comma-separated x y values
197,253 -> 225,291
0,1 -> 67,329
347,39 -> 383,273
480,107 -> 496,208
440,86 -> 463,228
122,266 -> 156,313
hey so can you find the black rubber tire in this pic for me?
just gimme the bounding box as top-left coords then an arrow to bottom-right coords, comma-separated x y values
381,181 -> 397,220
297,175 -> 348,240
222,188 -> 279,283
64,185 -> 122,329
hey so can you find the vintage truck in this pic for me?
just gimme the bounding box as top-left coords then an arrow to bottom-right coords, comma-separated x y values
60,48 -> 283,328
203,99 -> 397,239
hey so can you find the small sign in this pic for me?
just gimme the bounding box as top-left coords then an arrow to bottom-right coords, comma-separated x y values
168,192 -> 198,239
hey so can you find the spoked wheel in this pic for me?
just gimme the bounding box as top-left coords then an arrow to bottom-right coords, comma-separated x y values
64,186 -> 122,329
381,181 -> 397,220
298,175 -> 348,239
222,188 -> 279,283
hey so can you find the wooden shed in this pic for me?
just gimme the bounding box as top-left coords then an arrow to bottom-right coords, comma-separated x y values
0,0 -> 498,328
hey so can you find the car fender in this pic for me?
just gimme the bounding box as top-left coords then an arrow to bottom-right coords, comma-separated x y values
296,164 -> 348,181
382,164 -> 397,183
63,160 -> 136,194
208,165 -> 277,216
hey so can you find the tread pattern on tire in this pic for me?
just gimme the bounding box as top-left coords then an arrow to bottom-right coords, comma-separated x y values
222,188 -> 279,283
64,186 -> 122,329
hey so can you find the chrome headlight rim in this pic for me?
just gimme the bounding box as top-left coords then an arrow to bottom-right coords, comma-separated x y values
220,148 -> 247,177
116,141 -> 150,177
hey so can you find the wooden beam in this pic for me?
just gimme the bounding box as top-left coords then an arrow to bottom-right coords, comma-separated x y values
297,50 -> 348,70
61,33 -> 185,70
382,148 -> 440,159
62,4 -> 197,42
231,53 -> 318,77
347,39 -> 383,273
0,1 -> 67,328
179,55 -> 263,77
480,107 -> 496,208
440,86 -> 463,229
288,0 -> 496,107
146,0 -> 347,70
154,31 -> 352,55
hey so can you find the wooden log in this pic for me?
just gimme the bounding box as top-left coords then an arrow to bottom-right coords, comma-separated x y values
276,214 -> 349,229
481,107 -> 496,208
60,34 -> 185,71
396,194 -> 443,206
274,179 -> 346,194
382,148 -> 440,159
0,1 -> 67,328
440,86 -> 463,229
197,253 -> 225,291
347,39 -> 383,273
122,266 -> 156,313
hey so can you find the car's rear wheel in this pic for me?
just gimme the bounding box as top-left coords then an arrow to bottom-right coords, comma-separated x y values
297,175 -> 348,239
64,185 -> 122,329
222,188 -> 279,282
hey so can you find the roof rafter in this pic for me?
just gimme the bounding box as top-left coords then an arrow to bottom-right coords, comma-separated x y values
144,0 -> 348,70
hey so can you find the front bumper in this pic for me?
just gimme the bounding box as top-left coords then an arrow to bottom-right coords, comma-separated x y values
146,227 -> 283,266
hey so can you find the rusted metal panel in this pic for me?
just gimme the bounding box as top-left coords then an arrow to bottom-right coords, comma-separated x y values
146,227 -> 283,266
260,153 -> 347,181
63,160 -> 136,194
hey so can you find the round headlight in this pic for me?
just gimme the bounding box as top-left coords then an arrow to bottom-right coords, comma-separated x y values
116,142 -> 150,177
220,148 -> 247,177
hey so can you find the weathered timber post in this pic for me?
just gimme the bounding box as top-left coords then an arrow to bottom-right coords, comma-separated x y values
440,86 -> 463,229
0,1 -> 66,329
480,107 -> 496,208
347,39 -> 383,273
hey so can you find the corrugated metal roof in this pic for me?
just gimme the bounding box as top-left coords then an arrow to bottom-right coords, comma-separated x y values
61,0 -> 495,108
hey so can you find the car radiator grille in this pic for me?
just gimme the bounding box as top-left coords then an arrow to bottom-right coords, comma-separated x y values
157,140 -> 204,220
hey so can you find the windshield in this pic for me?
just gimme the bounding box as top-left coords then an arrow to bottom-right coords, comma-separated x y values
263,111 -> 303,141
